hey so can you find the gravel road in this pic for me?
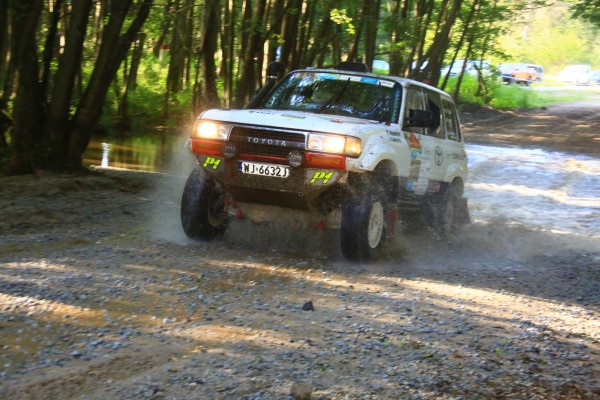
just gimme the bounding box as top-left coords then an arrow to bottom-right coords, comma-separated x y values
1,103 -> 599,399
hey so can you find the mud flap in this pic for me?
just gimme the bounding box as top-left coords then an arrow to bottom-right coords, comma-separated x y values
455,197 -> 471,225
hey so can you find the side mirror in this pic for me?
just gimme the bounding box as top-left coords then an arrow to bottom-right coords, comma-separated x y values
406,109 -> 434,128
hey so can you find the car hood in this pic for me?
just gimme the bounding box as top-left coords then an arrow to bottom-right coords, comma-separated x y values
199,108 -> 382,136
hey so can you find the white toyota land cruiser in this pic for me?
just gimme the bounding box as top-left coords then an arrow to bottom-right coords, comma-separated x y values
181,62 -> 469,262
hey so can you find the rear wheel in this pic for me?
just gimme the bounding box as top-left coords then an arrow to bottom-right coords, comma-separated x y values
340,182 -> 391,262
439,185 -> 459,237
181,166 -> 229,240
429,184 -> 466,240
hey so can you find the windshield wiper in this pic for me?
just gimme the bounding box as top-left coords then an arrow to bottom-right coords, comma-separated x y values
317,78 -> 351,113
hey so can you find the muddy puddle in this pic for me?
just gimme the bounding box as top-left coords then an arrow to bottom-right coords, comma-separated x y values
221,144 -> 599,261
88,133 -> 599,263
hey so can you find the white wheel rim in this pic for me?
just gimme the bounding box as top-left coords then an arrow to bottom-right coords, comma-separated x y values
208,190 -> 226,226
368,202 -> 384,248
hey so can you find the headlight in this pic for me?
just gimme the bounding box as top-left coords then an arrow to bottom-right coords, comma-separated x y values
344,137 -> 362,157
193,121 -> 232,140
307,133 -> 362,157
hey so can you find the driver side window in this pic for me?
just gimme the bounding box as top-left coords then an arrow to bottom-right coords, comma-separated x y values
404,86 -> 426,134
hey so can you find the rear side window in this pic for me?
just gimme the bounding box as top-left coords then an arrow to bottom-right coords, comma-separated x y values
404,86 -> 442,136
423,90 -> 444,138
441,98 -> 462,142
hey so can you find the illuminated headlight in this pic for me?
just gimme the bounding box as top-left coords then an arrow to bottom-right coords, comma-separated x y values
193,121 -> 232,140
307,134 -> 362,157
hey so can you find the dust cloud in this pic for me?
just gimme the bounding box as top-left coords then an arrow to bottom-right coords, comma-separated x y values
149,131 -> 196,245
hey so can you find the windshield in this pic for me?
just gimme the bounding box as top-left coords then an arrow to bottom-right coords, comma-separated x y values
261,71 -> 402,123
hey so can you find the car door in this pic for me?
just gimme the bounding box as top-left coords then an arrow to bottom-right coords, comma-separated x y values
402,85 -> 444,195
440,97 -> 467,184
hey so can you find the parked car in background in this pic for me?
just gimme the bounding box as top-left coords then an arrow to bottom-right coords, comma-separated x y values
557,64 -> 592,84
588,70 -> 600,85
441,60 -> 490,77
498,63 -> 538,85
526,64 -> 544,82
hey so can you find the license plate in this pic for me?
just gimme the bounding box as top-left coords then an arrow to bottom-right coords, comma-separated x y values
239,161 -> 290,178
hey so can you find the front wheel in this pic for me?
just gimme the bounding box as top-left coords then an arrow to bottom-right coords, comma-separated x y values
340,184 -> 391,262
181,166 -> 229,240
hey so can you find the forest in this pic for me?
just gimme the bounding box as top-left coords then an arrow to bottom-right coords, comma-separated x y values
0,0 -> 598,174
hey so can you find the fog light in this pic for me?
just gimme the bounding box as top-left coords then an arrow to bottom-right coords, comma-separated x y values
287,150 -> 303,167
223,142 -> 237,158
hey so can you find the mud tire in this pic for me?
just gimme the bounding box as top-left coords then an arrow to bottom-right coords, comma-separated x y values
340,184 -> 390,262
181,166 -> 229,240
429,184 -> 468,240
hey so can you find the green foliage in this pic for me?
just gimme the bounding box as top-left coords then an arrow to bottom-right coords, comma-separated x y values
101,56 -> 194,134
571,0 -> 600,28
330,9 -> 356,35
487,85 -> 540,109
448,76 -> 541,110
495,2 -> 600,73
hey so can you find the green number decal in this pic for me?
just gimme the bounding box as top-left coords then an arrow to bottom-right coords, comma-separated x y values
310,171 -> 334,184
203,157 -> 221,169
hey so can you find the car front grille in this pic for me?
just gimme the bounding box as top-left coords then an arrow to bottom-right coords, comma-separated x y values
230,126 -> 306,158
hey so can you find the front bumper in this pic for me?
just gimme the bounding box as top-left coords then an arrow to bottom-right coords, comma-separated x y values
193,152 -> 347,210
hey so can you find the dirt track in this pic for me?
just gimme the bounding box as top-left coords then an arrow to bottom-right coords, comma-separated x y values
460,99 -> 600,155
0,102 -> 599,399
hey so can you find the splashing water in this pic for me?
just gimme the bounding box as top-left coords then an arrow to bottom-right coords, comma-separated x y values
466,144 -> 599,238
87,134 -> 599,260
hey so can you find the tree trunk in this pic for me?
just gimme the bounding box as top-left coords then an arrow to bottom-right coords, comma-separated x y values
196,0 -> 220,113
418,0 -> 464,85
440,0 -> 479,90
280,0 -> 302,70
152,0 -> 175,57
220,0 -> 236,108
167,0 -> 185,93
363,0 -> 381,68
45,0 -> 93,159
0,0 -> 16,106
234,0 -> 268,107
116,32 -> 146,133
296,0 -> 315,67
67,0 -> 153,168
305,2 -> 335,67
7,0 -> 45,174
41,0 -> 64,97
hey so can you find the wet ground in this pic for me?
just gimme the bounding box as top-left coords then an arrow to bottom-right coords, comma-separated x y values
1,100 -> 598,399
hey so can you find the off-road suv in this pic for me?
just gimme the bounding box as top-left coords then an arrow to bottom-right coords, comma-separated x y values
181,62 -> 469,262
